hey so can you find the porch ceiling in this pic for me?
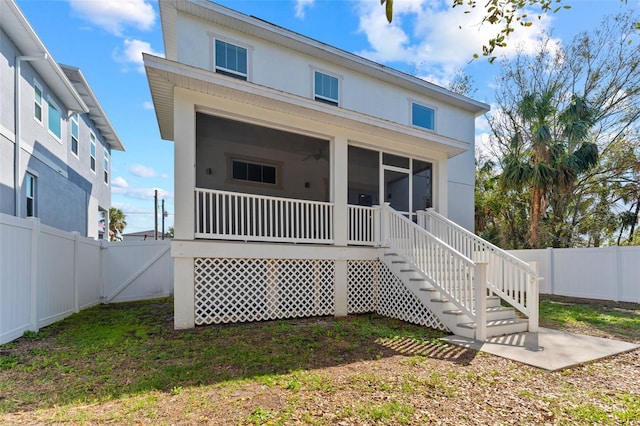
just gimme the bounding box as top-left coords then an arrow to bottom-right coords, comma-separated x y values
144,54 -> 470,158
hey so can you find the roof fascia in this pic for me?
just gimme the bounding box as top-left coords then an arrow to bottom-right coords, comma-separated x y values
144,54 -> 470,157
60,65 -> 126,151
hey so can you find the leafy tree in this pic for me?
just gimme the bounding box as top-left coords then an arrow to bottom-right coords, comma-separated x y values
480,13 -> 640,248
108,207 -> 127,241
380,0 -> 634,62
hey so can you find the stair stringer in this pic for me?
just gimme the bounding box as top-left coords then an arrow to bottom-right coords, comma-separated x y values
378,248 -> 529,340
378,248 -> 477,338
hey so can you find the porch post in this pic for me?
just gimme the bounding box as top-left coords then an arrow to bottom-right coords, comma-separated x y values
332,136 -> 349,317
331,135 -> 348,246
174,256 -> 195,329
173,89 -> 196,240
433,157 -> 448,217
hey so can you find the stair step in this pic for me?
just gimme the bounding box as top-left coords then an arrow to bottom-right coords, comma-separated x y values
457,318 -> 528,330
419,287 -> 436,292
392,260 -> 407,264
384,252 -> 399,257
409,278 -> 426,282
400,269 -> 414,273
443,306 -> 511,316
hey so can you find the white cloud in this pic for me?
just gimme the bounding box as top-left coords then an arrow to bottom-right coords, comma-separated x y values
295,0 -> 314,19
142,101 -> 154,110
113,38 -> 163,73
355,0 -> 557,82
112,176 -> 129,188
130,164 -> 159,178
69,0 -> 156,36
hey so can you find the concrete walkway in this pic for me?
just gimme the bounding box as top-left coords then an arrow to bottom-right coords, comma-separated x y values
442,327 -> 639,371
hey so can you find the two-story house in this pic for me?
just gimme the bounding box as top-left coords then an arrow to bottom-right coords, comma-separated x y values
0,0 -> 125,239
145,0 -> 538,340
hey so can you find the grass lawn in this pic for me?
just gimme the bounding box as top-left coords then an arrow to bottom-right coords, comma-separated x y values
0,296 -> 639,425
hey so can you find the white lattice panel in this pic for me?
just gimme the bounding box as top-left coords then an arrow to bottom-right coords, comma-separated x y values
194,258 -> 335,325
347,260 -> 446,331
347,260 -> 377,313
376,261 -> 447,331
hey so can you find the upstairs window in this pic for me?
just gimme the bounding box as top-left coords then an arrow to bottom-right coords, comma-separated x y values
215,39 -> 248,80
104,148 -> 110,184
90,132 -> 96,172
47,99 -> 62,140
34,84 -> 43,123
70,113 -> 79,156
232,159 -> 277,185
314,71 -> 339,106
25,173 -> 36,217
411,102 -> 435,131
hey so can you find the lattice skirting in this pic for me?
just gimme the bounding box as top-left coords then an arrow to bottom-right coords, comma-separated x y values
194,258 -> 335,325
347,260 -> 447,331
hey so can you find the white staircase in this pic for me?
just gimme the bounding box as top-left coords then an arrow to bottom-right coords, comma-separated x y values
379,205 -> 538,341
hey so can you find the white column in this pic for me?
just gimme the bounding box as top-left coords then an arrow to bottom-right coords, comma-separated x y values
433,158 -> 448,217
173,256 -> 195,329
173,89 -> 196,329
331,136 -> 349,246
334,259 -> 348,317
173,89 -> 196,241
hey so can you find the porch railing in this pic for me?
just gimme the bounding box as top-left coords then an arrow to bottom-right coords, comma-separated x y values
195,188 -> 334,244
383,205 -> 480,322
347,205 -> 378,246
416,208 -> 538,331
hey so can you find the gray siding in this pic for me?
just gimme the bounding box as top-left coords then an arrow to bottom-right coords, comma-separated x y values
0,26 -> 112,237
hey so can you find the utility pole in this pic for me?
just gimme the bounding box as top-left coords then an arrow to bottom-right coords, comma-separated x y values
154,189 -> 158,240
161,199 -> 165,240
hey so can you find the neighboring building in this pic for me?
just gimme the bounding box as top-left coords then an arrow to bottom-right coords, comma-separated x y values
145,0 -> 538,340
0,0 -> 125,238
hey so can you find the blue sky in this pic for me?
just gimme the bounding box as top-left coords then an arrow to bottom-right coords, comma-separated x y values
16,0 -> 637,233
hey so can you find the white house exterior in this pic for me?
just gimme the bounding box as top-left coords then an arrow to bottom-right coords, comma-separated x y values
145,0 -> 538,340
0,0 -> 125,239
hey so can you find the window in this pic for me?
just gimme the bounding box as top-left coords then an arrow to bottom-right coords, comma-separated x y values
232,159 -> 277,185
34,84 -> 43,123
104,148 -> 110,184
25,173 -> 36,217
90,132 -> 96,172
70,113 -> 79,156
314,71 -> 339,106
47,99 -> 62,139
215,39 -> 248,80
411,103 -> 435,131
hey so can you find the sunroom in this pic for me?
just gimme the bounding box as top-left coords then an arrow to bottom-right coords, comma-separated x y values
194,112 -> 435,246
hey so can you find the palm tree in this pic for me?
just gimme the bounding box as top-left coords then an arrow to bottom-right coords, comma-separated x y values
108,207 -> 127,241
501,90 -> 598,248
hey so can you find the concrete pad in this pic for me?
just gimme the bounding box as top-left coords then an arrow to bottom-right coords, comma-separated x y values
442,327 -> 639,371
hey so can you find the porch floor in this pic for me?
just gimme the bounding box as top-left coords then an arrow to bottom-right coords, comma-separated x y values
442,327 -> 638,371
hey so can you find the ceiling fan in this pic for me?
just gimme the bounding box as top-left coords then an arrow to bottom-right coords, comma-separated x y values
303,148 -> 328,161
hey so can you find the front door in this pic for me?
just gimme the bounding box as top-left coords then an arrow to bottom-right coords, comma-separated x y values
380,153 -> 431,220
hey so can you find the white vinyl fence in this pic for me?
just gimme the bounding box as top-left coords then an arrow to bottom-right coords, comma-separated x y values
509,247 -> 640,303
0,214 -> 173,345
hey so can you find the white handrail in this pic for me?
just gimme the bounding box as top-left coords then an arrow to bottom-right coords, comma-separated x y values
417,208 -> 538,329
383,204 -> 478,319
